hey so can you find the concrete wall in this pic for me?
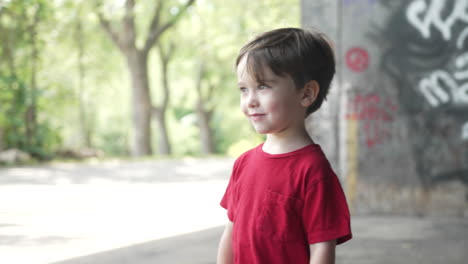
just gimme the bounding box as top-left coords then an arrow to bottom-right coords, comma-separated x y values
302,0 -> 468,216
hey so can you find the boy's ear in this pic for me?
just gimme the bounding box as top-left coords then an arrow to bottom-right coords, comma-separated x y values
301,80 -> 320,107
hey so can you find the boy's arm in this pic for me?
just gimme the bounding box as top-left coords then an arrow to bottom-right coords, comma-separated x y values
216,221 -> 234,264
309,239 -> 336,264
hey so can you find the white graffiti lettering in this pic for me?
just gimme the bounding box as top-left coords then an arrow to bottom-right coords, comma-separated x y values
419,71 -> 452,107
462,122 -> 468,141
407,0 -> 468,140
454,52 -> 468,80
457,27 -> 468,49
456,83 -> 468,105
406,0 -> 468,41
454,71 -> 468,80
419,70 -> 468,107
455,52 -> 468,68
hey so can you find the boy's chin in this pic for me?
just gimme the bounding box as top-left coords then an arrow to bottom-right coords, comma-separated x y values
251,126 -> 270,134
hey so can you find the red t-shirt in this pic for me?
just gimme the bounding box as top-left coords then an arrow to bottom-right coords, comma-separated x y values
220,143 -> 352,264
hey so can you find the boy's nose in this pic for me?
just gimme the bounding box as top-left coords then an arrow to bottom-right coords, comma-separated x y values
247,92 -> 259,108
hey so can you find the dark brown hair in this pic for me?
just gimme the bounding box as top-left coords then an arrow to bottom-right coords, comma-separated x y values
236,27 -> 335,116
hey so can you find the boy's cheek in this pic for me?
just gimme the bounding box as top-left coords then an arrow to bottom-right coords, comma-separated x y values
267,101 -> 285,113
240,102 -> 248,114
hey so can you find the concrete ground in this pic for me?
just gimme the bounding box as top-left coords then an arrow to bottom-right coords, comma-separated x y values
52,216 -> 468,264
1,158 -> 467,264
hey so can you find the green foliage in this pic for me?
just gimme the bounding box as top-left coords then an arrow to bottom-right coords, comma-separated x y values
168,111 -> 201,155
0,0 -> 63,158
0,0 -> 300,160
0,75 -> 27,147
98,129 -> 129,156
0,73 -> 61,158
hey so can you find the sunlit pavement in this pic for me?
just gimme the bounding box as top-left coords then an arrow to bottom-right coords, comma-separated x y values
0,158 -> 234,264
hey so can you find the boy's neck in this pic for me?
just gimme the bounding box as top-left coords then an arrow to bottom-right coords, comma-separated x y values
262,127 -> 314,155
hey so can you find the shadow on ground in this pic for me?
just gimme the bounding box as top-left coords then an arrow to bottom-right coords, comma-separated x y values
52,216 -> 468,264
52,226 -> 224,264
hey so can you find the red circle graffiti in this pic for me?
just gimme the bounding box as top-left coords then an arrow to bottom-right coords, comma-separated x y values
345,47 -> 369,72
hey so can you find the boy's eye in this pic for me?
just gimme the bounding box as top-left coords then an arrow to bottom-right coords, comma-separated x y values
239,87 -> 247,93
258,85 -> 269,90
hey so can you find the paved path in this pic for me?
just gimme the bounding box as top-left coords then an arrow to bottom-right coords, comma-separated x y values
1,158 -> 467,264
0,158 -> 234,264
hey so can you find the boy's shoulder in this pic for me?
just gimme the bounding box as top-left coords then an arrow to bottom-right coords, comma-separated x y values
234,144 -> 261,163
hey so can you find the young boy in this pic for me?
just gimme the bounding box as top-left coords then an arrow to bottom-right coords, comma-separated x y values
216,28 -> 352,264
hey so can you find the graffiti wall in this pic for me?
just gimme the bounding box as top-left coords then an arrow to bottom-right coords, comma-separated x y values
302,0 -> 468,216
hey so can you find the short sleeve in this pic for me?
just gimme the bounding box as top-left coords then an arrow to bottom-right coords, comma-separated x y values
301,169 -> 352,245
220,160 -> 238,222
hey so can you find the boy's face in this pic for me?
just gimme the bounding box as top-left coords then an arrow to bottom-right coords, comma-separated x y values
237,55 -> 307,136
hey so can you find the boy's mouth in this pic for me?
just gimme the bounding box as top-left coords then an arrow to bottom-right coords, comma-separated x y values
248,113 -> 266,121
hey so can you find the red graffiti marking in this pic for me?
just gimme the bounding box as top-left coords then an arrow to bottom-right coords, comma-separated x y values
346,47 -> 369,72
347,93 -> 398,147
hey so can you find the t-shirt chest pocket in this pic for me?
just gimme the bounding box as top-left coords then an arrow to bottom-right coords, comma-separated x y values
255,189 -> 304,243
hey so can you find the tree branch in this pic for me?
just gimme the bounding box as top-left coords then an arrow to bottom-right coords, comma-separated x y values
145,1 -> 164,51
159,41 -> 176,64
0,16 -> 15,75
195,60 -> 206,110
143,0 -> 196,53
157,44 -> 170,110
122,0 -> 136,49
96,6 -> 124,51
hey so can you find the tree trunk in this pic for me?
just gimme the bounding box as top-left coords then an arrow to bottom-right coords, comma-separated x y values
0,17 -> 15,76
0,14 -> 12,152
127,49 -> 153,156
195,62 -> 215,154
96,0 -> 196,157
197,103 -> 215,154
152,107 -> 171,155
25,7 -> 39,150
151,43 -> 173,155
76,11 -> 92,148
0,127 -> 4,151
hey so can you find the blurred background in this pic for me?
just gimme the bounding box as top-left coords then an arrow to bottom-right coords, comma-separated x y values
0,0 -> 467,263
